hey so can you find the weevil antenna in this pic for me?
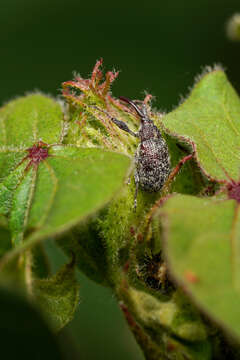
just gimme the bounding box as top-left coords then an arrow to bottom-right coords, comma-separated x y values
119,96 -> 144,118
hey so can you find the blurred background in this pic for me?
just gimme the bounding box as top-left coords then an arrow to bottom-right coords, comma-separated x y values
0,0 -> 240,359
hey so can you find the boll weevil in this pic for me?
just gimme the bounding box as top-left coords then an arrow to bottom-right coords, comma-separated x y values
95,97 -> 171,209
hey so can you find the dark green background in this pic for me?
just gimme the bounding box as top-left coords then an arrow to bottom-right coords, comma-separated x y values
1,0 -> 240,359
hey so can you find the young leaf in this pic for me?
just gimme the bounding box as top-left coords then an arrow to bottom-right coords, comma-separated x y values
62,59 -> 138,155
33,259 -> 79,331
162,68 -> 240,182
160,194 -> 240,340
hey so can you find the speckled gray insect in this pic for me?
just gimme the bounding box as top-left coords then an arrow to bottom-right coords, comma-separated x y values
109,97 -> 171,209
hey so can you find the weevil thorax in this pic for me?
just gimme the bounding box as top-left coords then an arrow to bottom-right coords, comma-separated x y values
138,105 -> 162,142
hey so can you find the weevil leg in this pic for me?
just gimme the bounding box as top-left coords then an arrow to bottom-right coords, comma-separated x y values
92,105 -> 139,138
134,171 -> 140,211
163,154 -> 193,193
144,154 -> 194,231
125,160 -> 135,185
110,118 -> 139,138
126,177 -> 131,185
169,154 -> 193,182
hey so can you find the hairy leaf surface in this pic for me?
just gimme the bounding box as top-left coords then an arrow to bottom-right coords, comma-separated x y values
34,260 -> 79,331
161,194 -> 240,339
163,69 -> 240,182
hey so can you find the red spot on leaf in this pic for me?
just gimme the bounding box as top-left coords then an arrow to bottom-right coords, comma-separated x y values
184,270 -> 199,283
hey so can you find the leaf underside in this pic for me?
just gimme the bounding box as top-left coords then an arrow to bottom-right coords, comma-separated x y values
34,260 -> 79,331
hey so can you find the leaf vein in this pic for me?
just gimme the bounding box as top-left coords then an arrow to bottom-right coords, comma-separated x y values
230,203 -> 240,292
23,169 -> 38,233
186,120 -> 232,180
36,160 -> 58,227
221,87 -> 240,138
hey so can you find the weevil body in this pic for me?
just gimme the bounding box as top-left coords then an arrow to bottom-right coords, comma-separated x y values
123,98 -> 170,208
96,97 -> 170,208
131,98 -> 170,192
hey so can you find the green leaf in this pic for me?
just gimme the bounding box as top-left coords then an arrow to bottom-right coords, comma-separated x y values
162,69 -> 240,182
33,260 -> 79,331
0,95 -> 130,267
9,167 -> 35,246
28,146 -> 130,238
0,94 -> 63,147
161,194 -> 240,340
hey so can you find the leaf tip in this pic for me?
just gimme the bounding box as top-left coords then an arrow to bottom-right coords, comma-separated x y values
176,64 -> 226,110
193,64 -> 225,85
